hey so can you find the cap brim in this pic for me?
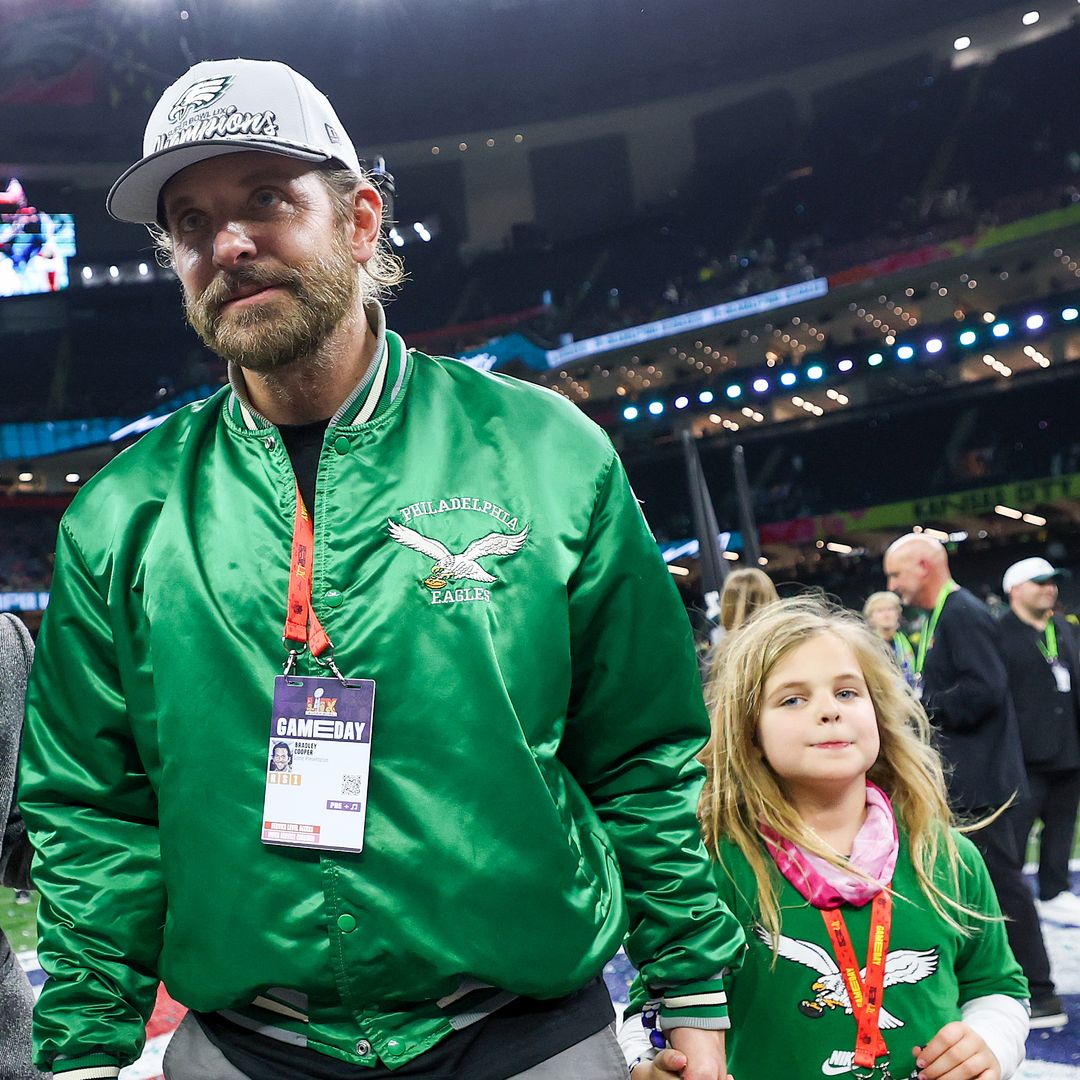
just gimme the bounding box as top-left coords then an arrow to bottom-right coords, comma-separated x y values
1033,570 -> 1070,582
106,139 -> 333,224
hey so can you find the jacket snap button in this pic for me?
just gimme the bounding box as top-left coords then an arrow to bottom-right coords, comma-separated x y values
324,589 -> 344,608
334,435 -> 351,455
337,913 -> 357,932
386,1039 -> 404,1056
355,1039 -> 372,1055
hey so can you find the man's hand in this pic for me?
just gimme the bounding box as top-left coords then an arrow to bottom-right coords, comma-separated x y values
665,1027 -> 727,1080
914,1022 -> 1001,1080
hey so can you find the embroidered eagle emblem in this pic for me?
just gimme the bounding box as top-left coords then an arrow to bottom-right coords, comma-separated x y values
756,925 -> 938,1029
388,520 -> 529,590
168,75 -> 234,123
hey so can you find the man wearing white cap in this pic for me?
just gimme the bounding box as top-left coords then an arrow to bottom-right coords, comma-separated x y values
18,59 -> 741,1080
996,557 -> 1080,927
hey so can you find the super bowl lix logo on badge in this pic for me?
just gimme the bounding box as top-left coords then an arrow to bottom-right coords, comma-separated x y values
388,497 -> 529,605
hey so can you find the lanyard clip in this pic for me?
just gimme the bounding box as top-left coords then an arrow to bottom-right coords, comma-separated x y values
313,648 -> 349,686
282,643 -> 308,677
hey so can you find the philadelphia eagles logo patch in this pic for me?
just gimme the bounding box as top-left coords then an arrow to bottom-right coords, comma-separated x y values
756,925 -> 938,1029
168,75 -> 234,123
388,497 -> 529,606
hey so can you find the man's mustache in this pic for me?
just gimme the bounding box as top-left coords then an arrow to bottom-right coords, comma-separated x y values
197,265 -> 301,315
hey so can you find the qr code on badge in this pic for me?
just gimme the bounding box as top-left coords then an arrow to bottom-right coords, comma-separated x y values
342,775 -> 364,796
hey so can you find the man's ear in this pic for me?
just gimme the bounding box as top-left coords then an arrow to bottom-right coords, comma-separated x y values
351,185 -> 383,264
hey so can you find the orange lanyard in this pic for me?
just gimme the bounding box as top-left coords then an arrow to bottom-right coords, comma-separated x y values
820,890 -> 893,1070
283,487 -> 331,660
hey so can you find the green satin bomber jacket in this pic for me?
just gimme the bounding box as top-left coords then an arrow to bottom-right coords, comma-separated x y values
20,326 -> 744,1076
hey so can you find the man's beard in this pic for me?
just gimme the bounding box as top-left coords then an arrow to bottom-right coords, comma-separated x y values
184,233 -> 359,372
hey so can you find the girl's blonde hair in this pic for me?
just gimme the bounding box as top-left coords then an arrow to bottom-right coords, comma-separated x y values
701,595 -> 982,947
719,567 -> 779,632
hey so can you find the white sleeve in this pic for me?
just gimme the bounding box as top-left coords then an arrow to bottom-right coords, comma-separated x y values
960,993 -> 1029,1079
618,1012 -> 658,1071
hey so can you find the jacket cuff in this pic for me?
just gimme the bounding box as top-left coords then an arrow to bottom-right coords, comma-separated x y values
51,1053 -> 123,1079
652,975 -> 731,1031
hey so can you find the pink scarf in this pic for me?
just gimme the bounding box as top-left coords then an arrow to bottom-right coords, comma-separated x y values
760,782 -> 899,908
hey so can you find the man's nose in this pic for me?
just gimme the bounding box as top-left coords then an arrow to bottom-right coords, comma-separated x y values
212,224 -> 256,270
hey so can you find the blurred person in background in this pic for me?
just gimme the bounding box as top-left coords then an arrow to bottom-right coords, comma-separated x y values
0,612 -> 47,1080
863,590 -> 915,685
996,557 -> 1080,926
718,567 -> 779,635
884,534 -> 1066,1028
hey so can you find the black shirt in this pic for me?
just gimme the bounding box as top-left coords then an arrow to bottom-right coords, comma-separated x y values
194,977 -> 614,1080
279,419 -> 329,517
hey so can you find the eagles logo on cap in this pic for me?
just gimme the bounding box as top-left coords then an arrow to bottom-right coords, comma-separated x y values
167,75 -> 234,125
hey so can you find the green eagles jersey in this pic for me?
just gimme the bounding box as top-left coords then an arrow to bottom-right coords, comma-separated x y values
20,326 -> 744,1076
666,828 -> 1027,1080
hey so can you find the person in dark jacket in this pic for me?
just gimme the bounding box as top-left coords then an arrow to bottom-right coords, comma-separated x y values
996,557 -> 1080,925
883,534 -> 1066,1029
0,612 -> 49,1080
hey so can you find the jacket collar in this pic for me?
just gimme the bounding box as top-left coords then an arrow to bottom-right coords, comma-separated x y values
226,300 -> 403,431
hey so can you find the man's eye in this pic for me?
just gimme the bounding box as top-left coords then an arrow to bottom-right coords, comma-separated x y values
253,189 -> 280,209
176,211 -> 205,233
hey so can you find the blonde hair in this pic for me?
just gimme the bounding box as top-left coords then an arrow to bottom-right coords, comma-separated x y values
719,567 -> 779,632
862,590 -> 902,619
701,595 -> 984,949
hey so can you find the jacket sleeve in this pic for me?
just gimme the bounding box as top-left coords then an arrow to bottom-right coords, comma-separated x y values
19,520 -> 165,1077
0,613 -> 35,892
558,449 -> 744,1029
924,602 -> 1008,734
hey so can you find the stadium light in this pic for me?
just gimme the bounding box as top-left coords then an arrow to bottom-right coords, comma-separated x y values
896,345 -> 915,361
81,266 -> 93,281
698,390 -> 715,404
726,384 -> 742,399
109,265 -> 119,279
1025,314 -> 1045,331
1062,307 -> 1079,322
867,353 -> 883,366
806,364 -> 824,380
953,35 -> 971,50
1022,10 -> 1040,25
623,406 -> 639,421
752,377 -> 769,393
992,322 -> 1010,338
826,542 -> 853,554
674,395 -> 689,410
668,565 -> 690,577
647,401 -> 664,416
925,338 -> 943,354
780,371 -> 797,386
138,263 -> 149,277
994,504 -> 1023,519
837,358 -> 854,372
17,472 -> 32,483
65,473 -> 80,483
1023,512 -> 1047,526
959,330 -> 977,346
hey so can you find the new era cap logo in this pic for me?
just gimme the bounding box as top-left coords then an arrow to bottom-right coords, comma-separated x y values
325,123 -> 341,145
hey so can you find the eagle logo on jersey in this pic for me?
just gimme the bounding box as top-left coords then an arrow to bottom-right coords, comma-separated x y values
756,926 -> 938,1028
388,520 -> 529,590
168,75 -> 234,123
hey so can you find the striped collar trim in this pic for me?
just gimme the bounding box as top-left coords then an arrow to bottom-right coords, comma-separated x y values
226,301 -> 401,431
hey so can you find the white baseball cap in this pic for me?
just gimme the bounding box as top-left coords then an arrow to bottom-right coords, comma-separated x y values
107,58 -> 362,224
1002,556 -> 1065,594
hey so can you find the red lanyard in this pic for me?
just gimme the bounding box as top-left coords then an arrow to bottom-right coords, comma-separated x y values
283,487 -> 332,658
820,890 -> 893,1070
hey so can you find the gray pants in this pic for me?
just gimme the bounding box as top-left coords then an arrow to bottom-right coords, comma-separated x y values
162,1012 -> 626,1080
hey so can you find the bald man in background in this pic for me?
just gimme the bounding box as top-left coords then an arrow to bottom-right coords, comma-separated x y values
884,535 -> 1065,1027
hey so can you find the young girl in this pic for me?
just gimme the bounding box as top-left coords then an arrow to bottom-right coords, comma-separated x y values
622,596 -> 1029,1080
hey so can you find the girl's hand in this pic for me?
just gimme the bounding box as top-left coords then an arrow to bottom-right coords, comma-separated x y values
631,1047 -> 689,1078
914,1022 -> 1001,1080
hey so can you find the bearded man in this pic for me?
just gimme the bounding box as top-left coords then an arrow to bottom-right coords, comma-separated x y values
19,60 -> 741,1080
